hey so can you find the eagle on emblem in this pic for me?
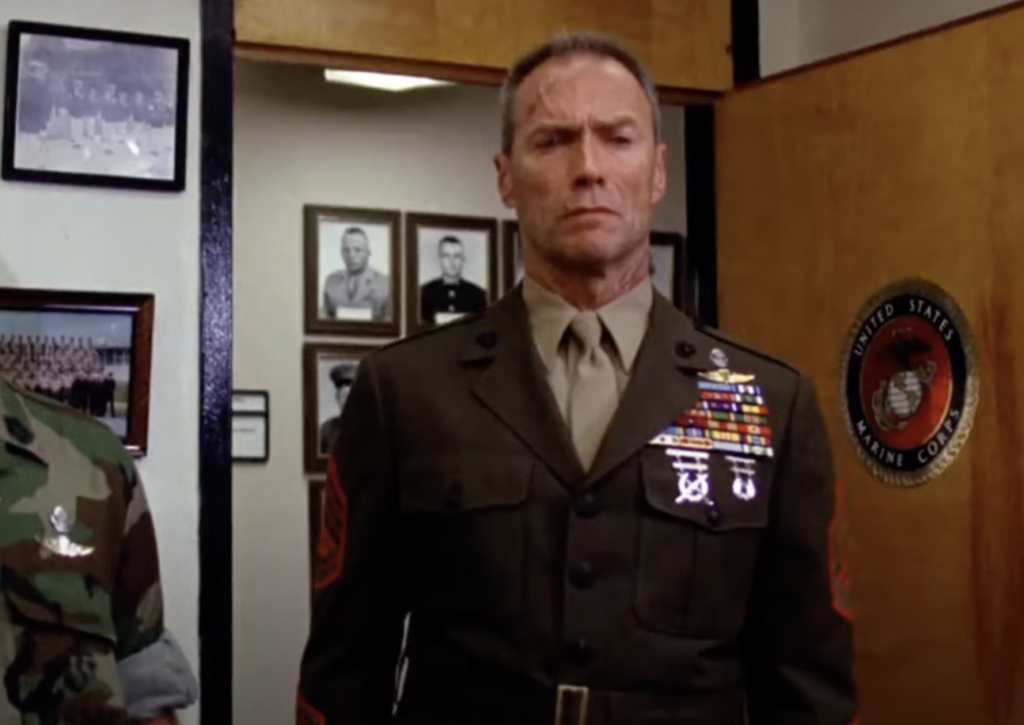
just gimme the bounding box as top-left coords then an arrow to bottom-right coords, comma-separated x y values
871,329 -> 938,432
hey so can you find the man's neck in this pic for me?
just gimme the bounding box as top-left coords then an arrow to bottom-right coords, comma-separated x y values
525,250 -> 649,310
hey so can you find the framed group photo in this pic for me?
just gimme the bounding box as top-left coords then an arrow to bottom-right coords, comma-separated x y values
406,213 -> 498,334
0,287 -> 154,456
1,20 -> 190,191
304,205 -> 402,338
302,343 -> 376,473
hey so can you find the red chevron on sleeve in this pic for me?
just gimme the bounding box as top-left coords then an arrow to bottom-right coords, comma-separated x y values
829,479 -> 854,622
314,453 -> 348,591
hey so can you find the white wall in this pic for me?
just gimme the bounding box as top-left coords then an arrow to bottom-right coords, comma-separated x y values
760,0 -> 1017,73
0,3 -> 201,724
800,0 -> 1016,65
231,58 -> 687,724
759,0 -> 803,77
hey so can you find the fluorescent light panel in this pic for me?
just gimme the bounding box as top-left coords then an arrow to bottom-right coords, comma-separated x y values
324,68 -> 454,92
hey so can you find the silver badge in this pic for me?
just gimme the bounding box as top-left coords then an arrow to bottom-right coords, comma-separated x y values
710,348 -> 729,369
666,448 -> 711,504
39,505 -> 95,559
726,456 -> 758,502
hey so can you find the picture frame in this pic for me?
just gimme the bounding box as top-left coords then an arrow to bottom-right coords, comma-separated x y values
0,287 -> 154,456
650,231 -> 687,309
302,342 -> 377,473
406,212 -> 499,334
501,219 -> 522,293
304,205 -> 402,338
231,389 -> 269,463
1,20 -> 190,192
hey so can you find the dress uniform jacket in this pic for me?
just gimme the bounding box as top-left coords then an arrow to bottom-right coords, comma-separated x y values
297,287 -> 858,725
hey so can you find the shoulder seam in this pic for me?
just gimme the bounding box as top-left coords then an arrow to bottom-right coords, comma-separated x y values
697,323 -> 801,374
375,312 -> 486,354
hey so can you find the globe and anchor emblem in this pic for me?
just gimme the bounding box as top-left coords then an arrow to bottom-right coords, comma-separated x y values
870,328 -> 939,432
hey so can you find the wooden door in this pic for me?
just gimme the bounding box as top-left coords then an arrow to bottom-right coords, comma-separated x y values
715,4 -> 1024,724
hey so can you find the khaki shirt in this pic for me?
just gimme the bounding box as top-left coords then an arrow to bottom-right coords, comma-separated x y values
521,275 -> 653,451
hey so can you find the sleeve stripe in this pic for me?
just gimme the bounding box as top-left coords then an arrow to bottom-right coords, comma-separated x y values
314,453 -> 348,591
829,479 -> 854,622
296,690 -> 326,725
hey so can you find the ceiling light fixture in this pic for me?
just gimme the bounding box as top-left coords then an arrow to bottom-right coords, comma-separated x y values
323,68 -> 454,92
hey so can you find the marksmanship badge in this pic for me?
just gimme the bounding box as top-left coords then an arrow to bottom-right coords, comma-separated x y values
839,278 -> 979,486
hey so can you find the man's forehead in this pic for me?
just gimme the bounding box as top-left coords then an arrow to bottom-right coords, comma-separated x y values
516,54 -> 648,122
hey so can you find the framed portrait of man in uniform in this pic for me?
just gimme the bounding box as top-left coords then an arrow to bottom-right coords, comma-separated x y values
302,342 -> 377,473
405,212 -> 498,334
304,204 -> 402,338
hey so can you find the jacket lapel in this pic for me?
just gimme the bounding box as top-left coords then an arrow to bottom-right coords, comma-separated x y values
585,294 -> 715,487
461,290 -> 585,485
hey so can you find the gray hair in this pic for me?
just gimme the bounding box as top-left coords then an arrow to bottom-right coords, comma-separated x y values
498,31 -> 662,155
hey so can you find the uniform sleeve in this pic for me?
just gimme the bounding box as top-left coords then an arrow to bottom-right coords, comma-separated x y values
113,461 -> 165,660
297,355 -> 409,725
742,373 -> 859,725
113,461 -> 200,719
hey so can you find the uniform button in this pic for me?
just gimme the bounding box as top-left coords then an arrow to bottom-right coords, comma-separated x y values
706,502 -> 722,527
565,637 -> 593,664
676,342 -> 696,358
476,331 -> 498,348
568,562 -> 595,589
574,492 -> 601,519
443,480 -> 464,511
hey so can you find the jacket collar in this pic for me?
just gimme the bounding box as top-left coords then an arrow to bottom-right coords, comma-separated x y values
460,286 -> 716,488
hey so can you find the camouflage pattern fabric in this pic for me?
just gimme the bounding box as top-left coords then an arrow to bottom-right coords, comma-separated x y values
0,375 -> 164,724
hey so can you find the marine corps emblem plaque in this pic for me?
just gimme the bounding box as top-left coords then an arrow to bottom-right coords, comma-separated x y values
839,278 -> 979,486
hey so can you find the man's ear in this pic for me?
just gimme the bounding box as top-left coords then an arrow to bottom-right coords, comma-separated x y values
651,142 -> 667,204
495,153 -> 516,210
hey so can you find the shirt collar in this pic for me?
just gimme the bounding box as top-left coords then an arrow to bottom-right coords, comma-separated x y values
521,275 -> 653,372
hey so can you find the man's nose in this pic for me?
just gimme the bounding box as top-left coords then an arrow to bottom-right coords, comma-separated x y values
571,133 -> 604,189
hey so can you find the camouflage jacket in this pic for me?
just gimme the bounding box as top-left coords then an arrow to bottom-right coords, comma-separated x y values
0,376 -> 189,724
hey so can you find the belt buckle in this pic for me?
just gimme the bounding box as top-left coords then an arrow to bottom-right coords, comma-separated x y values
555,684 -> 590,725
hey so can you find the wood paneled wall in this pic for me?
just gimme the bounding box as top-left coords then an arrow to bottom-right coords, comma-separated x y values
715,4 -> 1024,724
234,0 -> 732,94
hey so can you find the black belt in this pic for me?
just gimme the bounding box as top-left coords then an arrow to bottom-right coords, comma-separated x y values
397,671 -> 744,725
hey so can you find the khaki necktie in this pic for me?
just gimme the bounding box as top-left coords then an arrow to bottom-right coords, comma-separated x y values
567,311 -> 619,470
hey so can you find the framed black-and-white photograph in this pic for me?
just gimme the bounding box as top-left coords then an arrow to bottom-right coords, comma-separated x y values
302,343 -> 376,473
650,231 -> 687,308
406,213 -> 498,333
232,390 -> 269,463
0,288 -> 154,456
501,219 -> 523,293
1,21 -> 190,191
304,205 -> 402,338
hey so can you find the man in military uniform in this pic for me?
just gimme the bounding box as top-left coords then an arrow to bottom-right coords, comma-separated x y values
419,235 -> 488,324
318,360 -> 357,455
0,373 -> 199,723
297,32 -> 857,725
321,226 -> 392,322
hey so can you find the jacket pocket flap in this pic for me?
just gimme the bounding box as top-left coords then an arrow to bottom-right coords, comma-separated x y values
401,455 -> 534,513
640,453 -> 769,532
